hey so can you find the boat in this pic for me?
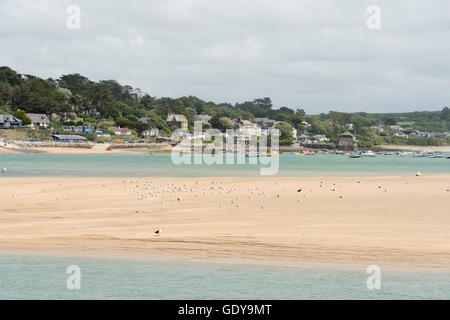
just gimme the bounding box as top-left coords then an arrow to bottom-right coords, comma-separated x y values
429,153 -> 444,158
360,150 -> 376,157
349,153 -> 361,158
413,152 -> 427,157
245,151 -> 260,157
296,150 -> 315,156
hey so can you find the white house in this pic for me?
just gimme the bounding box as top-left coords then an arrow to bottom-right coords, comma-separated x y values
236,119 -> 261,137
390,125 -> 404,131
26,113 -> 51,129
292,128 -> 298,140
194,114 -> 212,125
312,134 -> 330,142
142,128 -> 159,137
109,127 -> 132,136
95,131 -> 111,138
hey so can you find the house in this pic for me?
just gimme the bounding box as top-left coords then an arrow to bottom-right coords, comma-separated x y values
389,125 -> 404,131
26,113 -> 51,129
236,119 -> 261,137
393,132 -> 408,138
142,128 -> 159,137
50,112 -> 78,122
261,127 -> 280,137
253,118 -> 276,129
0,114 -> 22,129
298,134 -> 310,144
194,114 -> 212,124
139,117 -> 152,124
166,114 -> 188,130
430,132 -> 450,139
109,127 -> 132,136
408,130 -> 430,138
52,134 -> 87,143
370,125 -> 384,132
312,134 -> 329,142
301,121 -> 312,129
337,132 -> 357,151
95,131 -> 111,138
57,125 -> 95,133
292,128 -> 298,140
346,123 -> 354,130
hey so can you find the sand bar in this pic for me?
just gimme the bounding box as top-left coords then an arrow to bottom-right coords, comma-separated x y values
0,176 -> 449,271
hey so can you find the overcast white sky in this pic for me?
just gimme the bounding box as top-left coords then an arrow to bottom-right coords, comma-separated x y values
1,0 -> 449,113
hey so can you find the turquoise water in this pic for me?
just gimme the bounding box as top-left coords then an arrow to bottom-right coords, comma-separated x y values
1,154 -> 448,299
0,153 -> 448,177
0,255 -> 449,299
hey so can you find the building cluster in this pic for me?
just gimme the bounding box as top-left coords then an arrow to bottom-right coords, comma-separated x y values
1,111 -> 448,149
371,124 -> 450,139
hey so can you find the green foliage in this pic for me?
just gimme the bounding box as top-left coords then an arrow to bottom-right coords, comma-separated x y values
274,121 -> 293,140
0,81 -> 13,104
11,110 -> 32,125
382,135 -> 445,146
0,66 -> 23,86
1,66 -> 448,148
209,116 -> 235,131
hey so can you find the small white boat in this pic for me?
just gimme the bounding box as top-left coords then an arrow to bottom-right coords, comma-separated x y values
360,151 -> 376,157
429,153 -> 444,159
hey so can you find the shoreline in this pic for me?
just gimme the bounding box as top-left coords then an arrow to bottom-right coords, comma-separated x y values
1,176 -> 449,273
1,143 -> 449,155
1,247 -> 449,274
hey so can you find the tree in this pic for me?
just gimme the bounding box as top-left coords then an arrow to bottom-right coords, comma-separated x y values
384,117 -> 397,125
440,107 -> 450,121
0,66 -> 22,86
0,81 -> 13,103
275,121 -> 293,145
12,110 -> 32,125
209,115 -> 235,131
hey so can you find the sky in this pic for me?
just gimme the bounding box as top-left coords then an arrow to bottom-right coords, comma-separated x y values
1,0 -> 449,114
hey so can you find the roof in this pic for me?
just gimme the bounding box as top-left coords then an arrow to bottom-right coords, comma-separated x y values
239,119 -> 260,127
340,131 -> 354,137
109,127 -> 131,132
166,114 -> 187,122
139,117 -> 151,123
0,114 -> 22,124
52,134 -> 87,140
194,114 -> 212,121
26,113 -> 50,124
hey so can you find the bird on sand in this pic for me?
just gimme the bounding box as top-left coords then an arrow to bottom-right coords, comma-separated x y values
155,229 -> 162,235
297,188 -> 302,192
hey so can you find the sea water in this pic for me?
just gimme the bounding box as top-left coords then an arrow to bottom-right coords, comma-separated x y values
0,255 -> 449,300
0,154 -> 448,300
0,153 -> 448,177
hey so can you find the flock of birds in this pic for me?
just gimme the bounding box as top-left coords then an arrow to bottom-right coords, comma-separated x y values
7,176 -> 449,236
118,178 -> 372,234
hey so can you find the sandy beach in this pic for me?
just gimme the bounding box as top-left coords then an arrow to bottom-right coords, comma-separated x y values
0,176 -> 449,271
0,144 -> 169,154
376,145 -> 450,152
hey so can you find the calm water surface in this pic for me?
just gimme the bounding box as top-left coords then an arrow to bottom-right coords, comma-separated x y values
0,153 -> 448,177
0,255 -> 449,299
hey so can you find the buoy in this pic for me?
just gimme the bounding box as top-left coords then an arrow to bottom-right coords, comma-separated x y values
2,168 -> 6,172
416,172 -> 421,176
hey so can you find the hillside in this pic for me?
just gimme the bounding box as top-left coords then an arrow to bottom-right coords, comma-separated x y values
1,66 -> 449,147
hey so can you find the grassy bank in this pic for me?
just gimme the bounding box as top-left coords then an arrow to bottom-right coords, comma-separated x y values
0,129 -> 52,141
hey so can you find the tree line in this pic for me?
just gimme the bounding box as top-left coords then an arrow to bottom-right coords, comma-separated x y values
0,66 -> 448,146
